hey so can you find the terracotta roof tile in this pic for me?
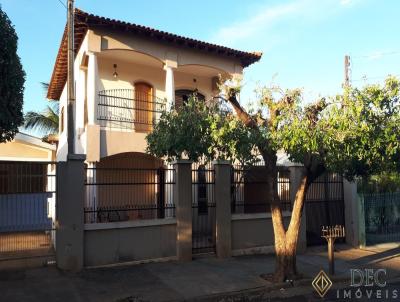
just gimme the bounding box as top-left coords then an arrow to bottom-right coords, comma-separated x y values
47,8 -> 262,100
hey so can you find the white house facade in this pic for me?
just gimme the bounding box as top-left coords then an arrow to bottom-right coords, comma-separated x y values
47,9 -> 261,167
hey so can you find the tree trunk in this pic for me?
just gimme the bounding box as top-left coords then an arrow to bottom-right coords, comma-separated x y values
272,172 -> 309,282
223,90 -> 318,282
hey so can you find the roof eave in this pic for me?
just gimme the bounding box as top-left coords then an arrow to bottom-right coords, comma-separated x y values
47,8 -> 262,100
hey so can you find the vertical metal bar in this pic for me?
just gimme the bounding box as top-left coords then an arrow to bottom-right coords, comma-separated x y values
157,167 -> 165,219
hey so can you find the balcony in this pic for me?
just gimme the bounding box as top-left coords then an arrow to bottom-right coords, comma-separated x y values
97,89 -> 166,132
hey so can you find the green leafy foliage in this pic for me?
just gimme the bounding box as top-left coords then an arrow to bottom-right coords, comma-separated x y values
358,172 -> 400,194
321,76 -> 400,179
259,76 -> 400,181
146,96 -> 259,164
24,83 -> 59,135
148,76 -> 400,184
0,5 -> 25,143
146,76 -> 400,280
146,96 -> 215,162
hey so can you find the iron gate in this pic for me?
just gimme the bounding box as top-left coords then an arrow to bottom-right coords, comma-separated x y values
305,173 -> 345,246
0,161 -> 57,265
364,192 -> 400,245
192,163 -> 216,254
84,165 -> 176,223
231,165 -> 291,213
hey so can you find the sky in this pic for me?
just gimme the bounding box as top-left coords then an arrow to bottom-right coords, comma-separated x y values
1,0 -> 400,117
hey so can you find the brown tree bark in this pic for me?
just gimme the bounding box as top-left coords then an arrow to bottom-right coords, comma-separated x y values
264,169 -> 308,282
226,89 -> 325,282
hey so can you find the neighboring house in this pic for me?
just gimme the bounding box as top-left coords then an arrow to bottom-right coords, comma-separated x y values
0,132 -> 56,162
0,133 -> 56,232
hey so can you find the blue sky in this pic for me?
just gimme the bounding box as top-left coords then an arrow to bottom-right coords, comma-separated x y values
1,0 -> 400,115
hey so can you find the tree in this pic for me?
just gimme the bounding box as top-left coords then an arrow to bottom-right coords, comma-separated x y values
147,96 -> 261,165
0,5 -> 25,143
224,86 -> 328,281
24,83 -> 59,136
146,77 -> 400,282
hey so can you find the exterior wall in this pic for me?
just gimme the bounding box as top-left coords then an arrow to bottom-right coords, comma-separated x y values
94,55 -> 217,158
97,56 -> 164,99
231,212 -> 295,254
92,152 -> 163,221
0,142 -> 51,161
57,33 -> 92,161
92,28 -> 243,77
0,134 -> 55,161
57,28 -> 244,161
54,156 -> 316,269
99,130 -> 148,156
97,56 -> 215,103
84,220 -> 176,266
95,57 -> 164,157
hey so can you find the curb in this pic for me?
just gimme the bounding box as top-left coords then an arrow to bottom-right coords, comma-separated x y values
117,275 -> 400,302
173,275 -> 352,302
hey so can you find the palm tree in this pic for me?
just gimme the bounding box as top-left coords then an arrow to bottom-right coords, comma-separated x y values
24,82 -> 59,136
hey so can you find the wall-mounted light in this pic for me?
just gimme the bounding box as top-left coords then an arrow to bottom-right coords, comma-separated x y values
113,64 -> 118,78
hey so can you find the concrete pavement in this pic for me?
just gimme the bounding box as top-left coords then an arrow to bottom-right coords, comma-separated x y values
0,244 -> 399,302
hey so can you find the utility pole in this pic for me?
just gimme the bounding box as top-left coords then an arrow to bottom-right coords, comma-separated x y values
67,0 -> 75,155
343,55 -> 351,88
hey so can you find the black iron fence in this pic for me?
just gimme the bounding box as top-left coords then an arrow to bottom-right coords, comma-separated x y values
231,165 -> 291,214
97,89 -> 166,130
84,166 -> 175,223
192,163 -> 216,254
0,161 -> 56,261
364,192 -> 400,245
305,173 -> 345,246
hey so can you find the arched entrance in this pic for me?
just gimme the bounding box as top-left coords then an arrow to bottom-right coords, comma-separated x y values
84,153 -> 174,223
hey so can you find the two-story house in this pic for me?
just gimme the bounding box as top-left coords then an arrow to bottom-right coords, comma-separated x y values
48,9 -> 261,164
47,9 -> 262,222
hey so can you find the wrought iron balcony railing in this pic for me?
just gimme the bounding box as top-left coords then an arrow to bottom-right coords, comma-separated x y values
97,89 -> 166,131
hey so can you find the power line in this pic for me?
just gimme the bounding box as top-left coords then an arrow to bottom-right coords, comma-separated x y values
56,0 -> 67,9
352,51 -> 400,60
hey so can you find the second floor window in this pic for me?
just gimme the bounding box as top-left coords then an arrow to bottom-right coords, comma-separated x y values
134,82 -> 153,133
175,89 -> 205,110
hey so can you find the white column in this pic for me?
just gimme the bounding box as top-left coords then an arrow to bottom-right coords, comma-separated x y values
164,65 -> 175,110
87,52 -> 99,124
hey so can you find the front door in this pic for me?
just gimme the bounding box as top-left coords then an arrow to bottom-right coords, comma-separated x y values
134,82 -> 153,132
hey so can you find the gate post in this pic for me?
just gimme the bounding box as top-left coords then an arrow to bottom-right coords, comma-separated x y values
357,193 -> 366,248
56,154 -> 85,271
343,179 -> 360,247
173,159 -> 192,261
288,166 -> 307,253
213,160 -> 231,258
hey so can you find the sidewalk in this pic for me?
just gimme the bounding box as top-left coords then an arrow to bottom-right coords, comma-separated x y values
0,244 -> 399,302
